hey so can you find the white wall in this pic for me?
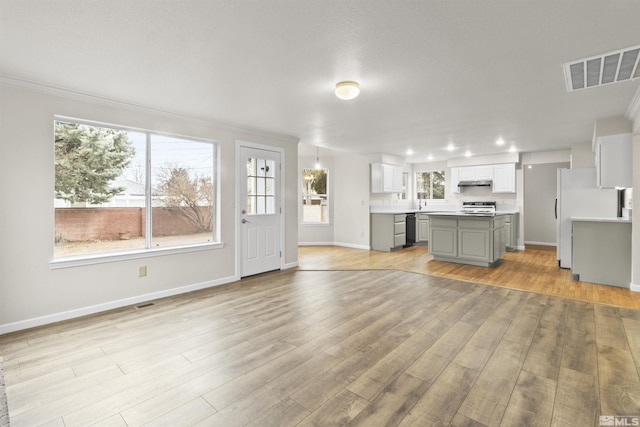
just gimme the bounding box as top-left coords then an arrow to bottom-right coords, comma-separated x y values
571,142 -> 595,169
630,93 -> 640,291
333,152 -> 372,249
0,81 -> 299,332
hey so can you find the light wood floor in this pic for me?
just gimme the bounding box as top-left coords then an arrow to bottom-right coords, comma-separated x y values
1,264 -> 640,425
298,244 -> 640,308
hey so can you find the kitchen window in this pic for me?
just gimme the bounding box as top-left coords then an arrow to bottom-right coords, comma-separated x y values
302,168 -> 329,223
53,117 -> 219,263
416,170 -> 445,200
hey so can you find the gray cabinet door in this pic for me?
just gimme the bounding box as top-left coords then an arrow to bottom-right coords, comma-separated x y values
458,229 -> 490,261
417,219 -> 429,241
430,227 -> 457,257
493,227 -> 505,259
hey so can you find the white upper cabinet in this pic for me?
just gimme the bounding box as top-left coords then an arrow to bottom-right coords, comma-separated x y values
492,163 -> 516,193
371,163 -> 403,193
458,167 -> 477,181
475,166 -> 494,180
595,133 -> 632,189
451,163 -> 516,193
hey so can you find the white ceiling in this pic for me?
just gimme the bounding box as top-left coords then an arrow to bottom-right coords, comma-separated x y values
1,0 -> 639,163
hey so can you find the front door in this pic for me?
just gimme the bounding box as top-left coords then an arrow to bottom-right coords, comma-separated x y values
239,146 -> 281,277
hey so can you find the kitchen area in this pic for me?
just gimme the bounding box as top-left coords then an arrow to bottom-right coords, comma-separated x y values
367,117 -> 634,289
369,160 -> 521,267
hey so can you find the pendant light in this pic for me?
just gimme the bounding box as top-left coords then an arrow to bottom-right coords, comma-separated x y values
315,146 -> 321,169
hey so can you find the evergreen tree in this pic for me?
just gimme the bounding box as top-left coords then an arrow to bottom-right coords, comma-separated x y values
54,122 -> 135,204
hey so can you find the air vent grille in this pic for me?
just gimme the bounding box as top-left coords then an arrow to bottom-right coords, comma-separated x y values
564,45 -> 640,92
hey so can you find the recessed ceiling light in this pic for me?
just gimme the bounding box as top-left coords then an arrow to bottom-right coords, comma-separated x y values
446,143 -> 455,152
406,149 -> 414,155
465,150 -> 472,157
335,81 -> 360,100
428,154 -> 434,161
496,138 -> 505,146
508,146 -> 517,153
527,165 -> 533,169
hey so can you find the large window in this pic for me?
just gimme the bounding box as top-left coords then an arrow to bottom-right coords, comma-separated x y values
54,118 -> 218,259
301,168 -> 328,223
415,170 -> 445,200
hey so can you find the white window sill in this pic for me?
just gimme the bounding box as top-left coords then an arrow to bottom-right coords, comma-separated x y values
50,242 -> 224,269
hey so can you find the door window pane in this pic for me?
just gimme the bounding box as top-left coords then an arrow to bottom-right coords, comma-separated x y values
246,156 -> 276,215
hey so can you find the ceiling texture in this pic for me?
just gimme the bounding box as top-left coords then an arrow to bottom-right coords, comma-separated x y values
1,0 -> 639,163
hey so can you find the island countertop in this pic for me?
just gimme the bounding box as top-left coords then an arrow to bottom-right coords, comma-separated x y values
571,216 -> 632,224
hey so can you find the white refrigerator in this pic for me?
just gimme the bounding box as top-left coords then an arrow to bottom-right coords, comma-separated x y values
556,168 -> 617,268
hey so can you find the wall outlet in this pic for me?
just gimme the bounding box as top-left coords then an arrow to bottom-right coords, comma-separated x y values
138,266 -> 147,277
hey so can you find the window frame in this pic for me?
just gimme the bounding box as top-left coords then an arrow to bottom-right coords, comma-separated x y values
50,116 -> 222,269
301,167 -> 330,225
415,170 -> 446,201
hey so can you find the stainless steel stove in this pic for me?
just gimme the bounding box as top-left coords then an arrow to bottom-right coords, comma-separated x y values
460,201 -> 497,216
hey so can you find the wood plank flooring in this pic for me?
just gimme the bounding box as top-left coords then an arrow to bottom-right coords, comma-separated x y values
298,244 -> 640,308
1,265 -> 640,426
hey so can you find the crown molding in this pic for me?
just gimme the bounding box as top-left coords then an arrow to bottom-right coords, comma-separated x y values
0,74 -> 299,144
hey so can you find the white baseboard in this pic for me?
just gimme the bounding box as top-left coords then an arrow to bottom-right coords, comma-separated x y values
298,242 -> 335,246
298,241 -> 371,250
0,274 -> 239,335
630,282 -> 640,293
524,241 -> 557,246
283,261 -> 298,270
333,242 -> 370,250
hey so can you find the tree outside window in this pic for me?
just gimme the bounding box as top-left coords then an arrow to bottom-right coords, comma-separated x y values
302,169 -> 328,223
416,171 -> 445,200
54,118 -> 217,258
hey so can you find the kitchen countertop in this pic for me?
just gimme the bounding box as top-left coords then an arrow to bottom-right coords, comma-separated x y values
571,216 -> 632,224
370,208 -> 457,214
424,212 -> 509,217
370,209 -> 519,215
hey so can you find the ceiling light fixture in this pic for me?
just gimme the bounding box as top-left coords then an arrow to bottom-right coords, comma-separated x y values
428,155 -> 434,161
508,146 -> 517,153
496,138 -> 505,146
335,81 -> 360,100
406,149 -> 414,156
465,150 -> 472,157
446,143 -> 455,152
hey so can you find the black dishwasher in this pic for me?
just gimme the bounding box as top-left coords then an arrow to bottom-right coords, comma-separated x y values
405,213 -> 416,247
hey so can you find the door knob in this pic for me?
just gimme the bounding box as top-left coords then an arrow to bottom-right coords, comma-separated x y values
242,218 -> 250,224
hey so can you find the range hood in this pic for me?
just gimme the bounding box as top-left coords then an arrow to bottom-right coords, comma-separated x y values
458,180 -> 493,188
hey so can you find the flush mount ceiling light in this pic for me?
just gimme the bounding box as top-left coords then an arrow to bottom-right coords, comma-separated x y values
335,81 -> 360,100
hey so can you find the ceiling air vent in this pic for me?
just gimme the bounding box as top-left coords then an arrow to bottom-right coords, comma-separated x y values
563,45 -> 640,92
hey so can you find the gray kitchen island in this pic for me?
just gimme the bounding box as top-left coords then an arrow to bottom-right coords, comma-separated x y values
427,213 -> 507,267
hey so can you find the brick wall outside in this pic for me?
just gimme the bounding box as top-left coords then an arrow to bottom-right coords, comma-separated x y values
55,207 -> 212,241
